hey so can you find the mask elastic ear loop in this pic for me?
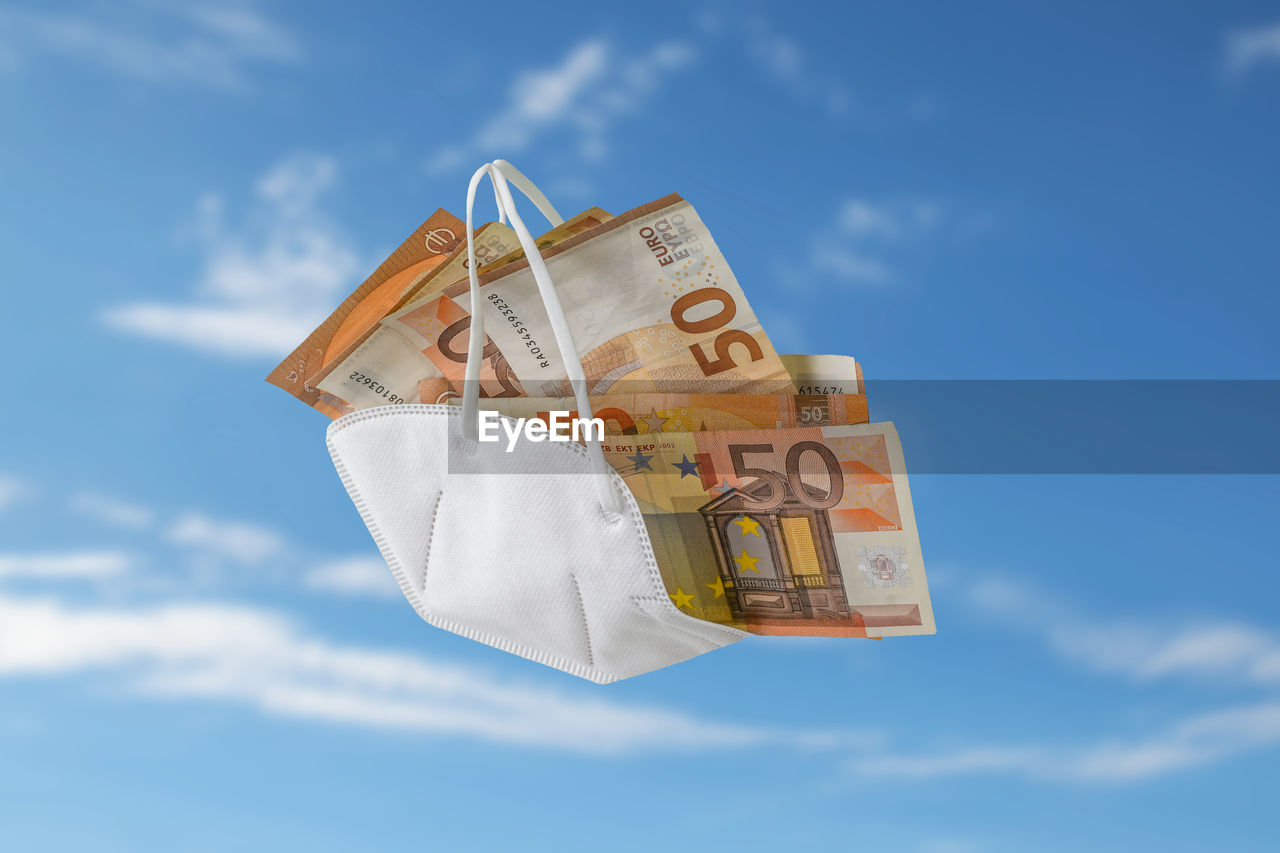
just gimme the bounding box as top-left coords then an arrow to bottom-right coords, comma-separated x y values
459,160 -> 560,433
461,163 -> 498,442
460,162 -> 622,517
491,159 -> 564,228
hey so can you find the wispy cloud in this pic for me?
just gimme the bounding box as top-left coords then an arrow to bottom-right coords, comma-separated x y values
167,513 -> 285,564
0,1 -> 299,91
304,556 -> 400,599
0,591 -> 796,754
853,700 -> 1280,783
426,37 -> 697,173
1225,21 -> 1280,78
788,197 -> 946,288
968,576 -> 1280,688
846,575 -> 1280,784
69,492 -> 154,530
0,552 -> 134,580
713,14 -> 852,116
104,153 -> 363,359
0,474 -> 873,755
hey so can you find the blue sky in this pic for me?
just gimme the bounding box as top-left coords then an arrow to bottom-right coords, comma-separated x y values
1,1 -> 1279,850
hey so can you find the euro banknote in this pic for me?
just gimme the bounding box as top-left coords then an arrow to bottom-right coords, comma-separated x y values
781,353 -> 865,396
482,390 -> 868,435
385,208 -> 613,325
310,209 -> 615,416
314,194 -> 797,412
458,207 -> 613,295
601,421 -> 932,638
301,222 -> 525,415
267,207 -> 615,417
266,208 -> 465,417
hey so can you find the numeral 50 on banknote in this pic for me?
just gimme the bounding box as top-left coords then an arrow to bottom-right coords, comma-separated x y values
670,286 -> 764,377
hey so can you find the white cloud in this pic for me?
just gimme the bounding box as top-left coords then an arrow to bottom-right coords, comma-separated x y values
167,513 -> 284,564
427,37 -> 696,172
852,701 -> 1280,783
104,153 -> 363,359
304,556 -> 399,599
0,1 -> 299,91
0,475 -> 20,512
0,552 -> 134,580
852,576 -> 1280,785
809,246 -> 891,285
69,492 -> 154,530
1226,21 -> 1280,77
969,577 -> 1280,688
0,591 -> 788,754
793,197 -> 945,288
737,16 -> 851,116
839,199 -> 940,239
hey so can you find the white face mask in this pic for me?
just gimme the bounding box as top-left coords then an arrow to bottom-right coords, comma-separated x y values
327,161 -> 746,683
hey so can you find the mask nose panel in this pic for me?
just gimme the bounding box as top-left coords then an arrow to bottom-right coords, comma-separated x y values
327,405 -> 746,683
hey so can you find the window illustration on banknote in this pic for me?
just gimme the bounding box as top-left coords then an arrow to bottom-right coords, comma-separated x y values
699,484 -> 853,627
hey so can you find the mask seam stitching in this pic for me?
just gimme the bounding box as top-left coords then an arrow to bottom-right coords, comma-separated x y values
569,572 -> 595,668
423,614 -> 616,684
418,488 -> 445,595
630,596 -> 733,651
615,466 -> 749,643
326,434 -> 429,620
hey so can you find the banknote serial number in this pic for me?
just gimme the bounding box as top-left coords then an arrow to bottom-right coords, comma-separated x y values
347,372 -> 409,405
488,293 -> 549,368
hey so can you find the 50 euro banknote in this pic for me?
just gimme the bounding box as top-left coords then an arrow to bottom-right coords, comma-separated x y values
288,209 -> 612,418
600,421 -> 932,638
265,208 -> 466,417
384,207 -> 613,326
313,194 -> 797,413
781,353 -> 864,396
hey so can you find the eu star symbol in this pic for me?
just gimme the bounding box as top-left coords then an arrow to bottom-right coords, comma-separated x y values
705,575 -> 726,599
672,454 -> 700,478
642,408 -> 670,434
732,516 -> 763,537
711,478 -> 735,495
670,587 -> 695,610
733,549 -> 761,574
626,449 -> 655,471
